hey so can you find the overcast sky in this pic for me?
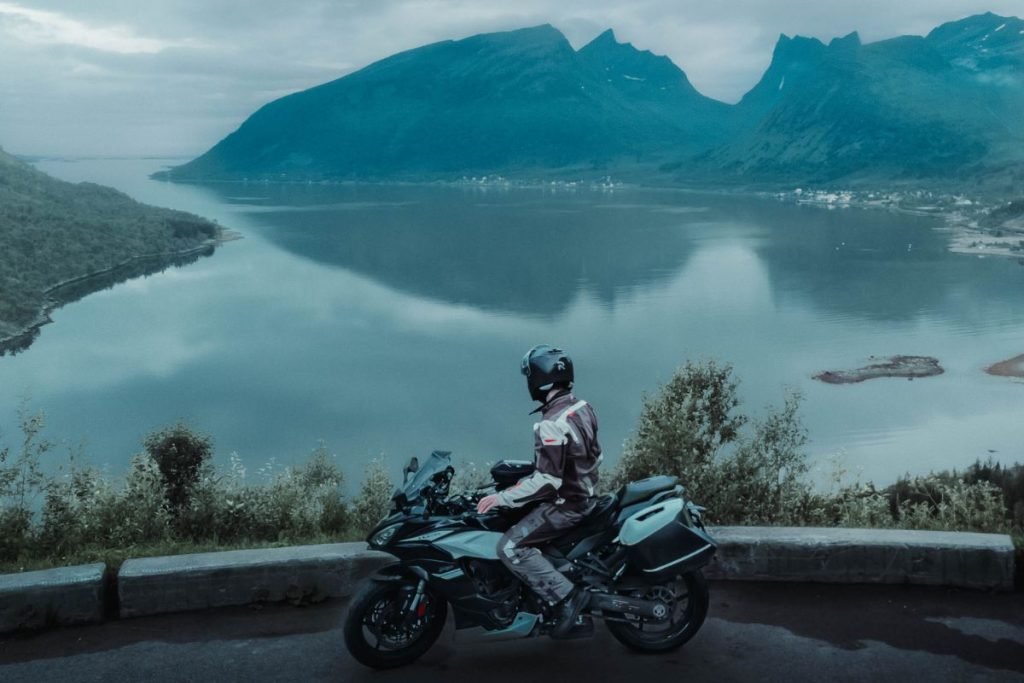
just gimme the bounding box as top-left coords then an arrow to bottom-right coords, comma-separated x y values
0,1 -> 1018,157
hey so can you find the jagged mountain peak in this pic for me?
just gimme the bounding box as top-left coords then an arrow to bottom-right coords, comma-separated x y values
772,30 -> 864,64
579,27 -> 664,61
578,27 -> 696,95
585,28 -> 619,47
738,31 -> 856,110
580,28 -> 661,57
774,33 -> 826,53
828,31 -> 862,49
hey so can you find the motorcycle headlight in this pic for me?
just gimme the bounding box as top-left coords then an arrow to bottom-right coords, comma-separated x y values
370,524 -> 399,547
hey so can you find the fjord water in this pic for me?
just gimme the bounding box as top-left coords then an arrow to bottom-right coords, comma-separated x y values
2,159 -> 1023,485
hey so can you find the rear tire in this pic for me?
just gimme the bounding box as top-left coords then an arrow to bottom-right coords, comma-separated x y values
606,570 -> 709,653
343,578 -> 447,669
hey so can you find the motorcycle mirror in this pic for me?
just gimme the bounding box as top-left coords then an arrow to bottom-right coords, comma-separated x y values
402,457 -> 419,482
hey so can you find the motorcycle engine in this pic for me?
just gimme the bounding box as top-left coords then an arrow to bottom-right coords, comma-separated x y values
466,560 -> 520,625
467,560 -> 516,596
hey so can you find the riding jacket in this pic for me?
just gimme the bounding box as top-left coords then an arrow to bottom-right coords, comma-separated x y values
496,391 -> 602,508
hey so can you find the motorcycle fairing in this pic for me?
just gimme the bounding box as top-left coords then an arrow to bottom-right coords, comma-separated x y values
432,530 -> 503,560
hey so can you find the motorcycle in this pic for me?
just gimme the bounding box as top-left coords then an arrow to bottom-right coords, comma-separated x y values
343,450 -> 717,669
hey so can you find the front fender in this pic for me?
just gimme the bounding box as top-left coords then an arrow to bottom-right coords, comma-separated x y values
367,562 -> 429,583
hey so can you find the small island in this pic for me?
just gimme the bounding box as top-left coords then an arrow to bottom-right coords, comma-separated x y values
814,355 -> 944,384
985,354 -> 1024,379
0,148 -> 226,355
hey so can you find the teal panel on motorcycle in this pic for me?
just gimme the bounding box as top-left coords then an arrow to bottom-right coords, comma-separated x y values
433,530 -> 503,560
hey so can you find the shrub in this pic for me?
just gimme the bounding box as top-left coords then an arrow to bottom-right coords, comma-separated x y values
175,443 -> 348,543
351,457 -> 394,536
705,392 -> 815,525
0,407 -> 52,562
143,422 -> 213,515
608,360 -> 1019,536
609,360 -> 746,496
893,476 -> 1007,533
824,484 -> 895,529
959,459 -> 1024,528
609,362 -> 816,525
0,507 -> 31,562
450,460 -> 494,496
3,395 -> 1019,573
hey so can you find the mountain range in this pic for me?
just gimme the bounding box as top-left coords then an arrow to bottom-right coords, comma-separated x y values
159,13 -> 1024,190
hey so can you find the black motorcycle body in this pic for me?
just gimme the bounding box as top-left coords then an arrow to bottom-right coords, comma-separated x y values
343,451 -> 716,669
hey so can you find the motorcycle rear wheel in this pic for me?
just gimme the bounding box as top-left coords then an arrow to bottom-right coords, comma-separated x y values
605,569 -> 709,653
343,579 -> 448,669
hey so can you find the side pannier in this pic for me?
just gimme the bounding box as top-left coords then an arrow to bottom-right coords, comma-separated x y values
617,497 -> 716,579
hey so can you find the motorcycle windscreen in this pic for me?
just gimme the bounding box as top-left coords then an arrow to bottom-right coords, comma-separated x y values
397,450 -> 453,503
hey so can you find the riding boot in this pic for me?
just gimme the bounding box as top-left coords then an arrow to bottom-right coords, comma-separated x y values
551,588 -> 590,639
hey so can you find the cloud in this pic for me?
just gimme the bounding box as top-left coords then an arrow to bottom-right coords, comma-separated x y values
0,2 -> 197,54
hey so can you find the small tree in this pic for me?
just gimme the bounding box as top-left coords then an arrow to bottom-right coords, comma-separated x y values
611,360 -> 746,496
711,391 -> 812,524
144,422 -> 213,516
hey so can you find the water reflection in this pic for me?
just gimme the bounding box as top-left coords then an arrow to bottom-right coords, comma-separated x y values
209,184 -> 700,316
199,182 -> 1024,329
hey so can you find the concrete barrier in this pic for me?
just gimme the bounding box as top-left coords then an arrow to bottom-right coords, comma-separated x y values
3,527 -> 1014,630
0,563 -> 106,634
118,542 -> 392,618
705,526 -> 1015,591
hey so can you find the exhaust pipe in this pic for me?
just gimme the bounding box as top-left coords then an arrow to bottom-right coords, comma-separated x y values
588,593 -> 670,621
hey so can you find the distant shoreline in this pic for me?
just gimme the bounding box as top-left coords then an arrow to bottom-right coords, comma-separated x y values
0,234 -> 236,357
155,171 -> 1024,260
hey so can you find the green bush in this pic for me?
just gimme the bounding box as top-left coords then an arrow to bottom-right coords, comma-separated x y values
611,360 -> 1020,536
2,385 -> 1021,573
892,476 -> 1007,533
0,407 -> 52,562
609,360 -> 746,496
175,444 -> 348,543
350,457 -> 393,537
609,360 -> 810,524
704,392 -> 819,525
0,414 -> 359,569
144,422 -> 213,516
450,460 -> 494,496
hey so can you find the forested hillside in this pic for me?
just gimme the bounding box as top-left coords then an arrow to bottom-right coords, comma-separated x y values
0,149 -> 219,352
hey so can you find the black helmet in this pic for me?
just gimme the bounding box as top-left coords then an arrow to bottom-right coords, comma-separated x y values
521,344 -> 574,402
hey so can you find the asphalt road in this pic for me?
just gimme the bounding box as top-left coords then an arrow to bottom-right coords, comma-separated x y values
2,581 -> 1023,682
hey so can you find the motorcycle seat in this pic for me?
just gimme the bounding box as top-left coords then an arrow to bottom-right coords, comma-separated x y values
584,492 -> 619,523
548,494 -> 619,554
616,475 -> 679,507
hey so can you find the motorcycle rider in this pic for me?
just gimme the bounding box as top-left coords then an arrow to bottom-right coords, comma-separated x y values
476,344 -> 602,638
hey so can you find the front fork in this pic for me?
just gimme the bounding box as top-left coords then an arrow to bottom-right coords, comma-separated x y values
402,579 -> 428,626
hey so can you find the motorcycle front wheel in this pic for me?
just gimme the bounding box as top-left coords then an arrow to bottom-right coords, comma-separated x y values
605,569 -> 709,653
343,578 -> 448,669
